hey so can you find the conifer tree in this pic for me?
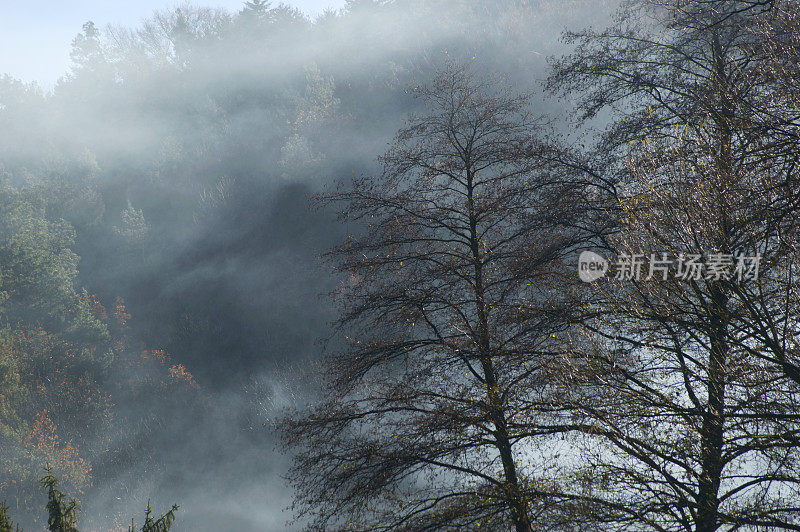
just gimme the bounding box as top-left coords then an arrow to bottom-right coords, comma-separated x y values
40,469 -> 79,532
128,501 -> 179,532
0,502 -> 21,532
241,0 -> 272,18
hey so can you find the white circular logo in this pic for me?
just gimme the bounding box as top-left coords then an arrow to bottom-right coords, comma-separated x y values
578,251 -> 608,283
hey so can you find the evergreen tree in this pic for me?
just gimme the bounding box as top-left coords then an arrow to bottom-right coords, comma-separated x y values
69,22 -> 104,75
128,501 -> 179,532
40,469 -> 79,532
0,502 -> 21,532
240,0 -> 272,20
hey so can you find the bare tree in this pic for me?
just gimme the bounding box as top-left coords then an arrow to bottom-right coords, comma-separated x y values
280,64 -> 605,531
545,1 -> 800,530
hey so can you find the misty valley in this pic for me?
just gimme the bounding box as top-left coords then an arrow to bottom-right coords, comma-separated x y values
2,0 -> 800,531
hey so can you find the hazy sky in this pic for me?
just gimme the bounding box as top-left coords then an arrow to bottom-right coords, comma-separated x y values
0,1 -> 346,87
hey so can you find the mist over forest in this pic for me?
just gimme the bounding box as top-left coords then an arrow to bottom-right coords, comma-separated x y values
4,1 -> 800,531
0,1 -> 611,529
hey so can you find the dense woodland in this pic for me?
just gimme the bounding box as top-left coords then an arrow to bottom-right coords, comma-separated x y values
2,0 -> 800,530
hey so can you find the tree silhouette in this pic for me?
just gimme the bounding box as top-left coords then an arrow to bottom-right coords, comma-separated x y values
282,63 -> 607,531
545,0 -> 800,529
40,468 -> 79,532
128,500 -> 179,532
0,502 -> 21,532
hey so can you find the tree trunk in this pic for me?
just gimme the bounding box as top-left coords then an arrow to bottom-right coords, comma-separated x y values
696,285 -> 727,532
466,166 -> 532,532
697,32 -> 732,532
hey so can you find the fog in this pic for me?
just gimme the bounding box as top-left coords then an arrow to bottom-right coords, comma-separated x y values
0,1 -> 615,529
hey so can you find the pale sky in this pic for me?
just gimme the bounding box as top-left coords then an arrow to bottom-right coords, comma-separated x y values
0,0 -> 347,88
